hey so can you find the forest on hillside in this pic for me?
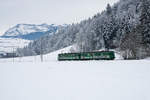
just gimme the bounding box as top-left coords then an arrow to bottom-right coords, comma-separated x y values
17,0 -> 150,59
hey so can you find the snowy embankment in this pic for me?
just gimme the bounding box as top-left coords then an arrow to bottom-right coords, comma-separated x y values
0,46 -> 150,100
0,46 -> 123,62
0,46 -> 72,62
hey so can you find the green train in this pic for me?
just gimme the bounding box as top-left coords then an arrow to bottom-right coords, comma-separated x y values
58,51 -> 115,61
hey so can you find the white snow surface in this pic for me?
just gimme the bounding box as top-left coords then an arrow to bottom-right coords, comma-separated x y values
0,37 -> 31,53
0,46 -> 150,100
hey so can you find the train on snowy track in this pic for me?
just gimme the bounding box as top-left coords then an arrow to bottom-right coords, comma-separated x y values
58,51 -> 115,61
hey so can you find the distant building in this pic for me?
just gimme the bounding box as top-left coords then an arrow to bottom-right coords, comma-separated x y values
0,54 -> 4,58
0,52 -> 5,58
5,53 -> 18,58
0,52 -> 18,58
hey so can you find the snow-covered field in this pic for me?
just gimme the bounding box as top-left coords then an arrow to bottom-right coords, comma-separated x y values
0,37 -> 30,53
0,47 -> 150,100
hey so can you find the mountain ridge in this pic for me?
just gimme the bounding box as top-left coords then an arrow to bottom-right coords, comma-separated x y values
2,23 -> 67,40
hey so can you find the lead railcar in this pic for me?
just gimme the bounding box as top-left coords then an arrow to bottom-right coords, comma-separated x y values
58,51 -> 115,61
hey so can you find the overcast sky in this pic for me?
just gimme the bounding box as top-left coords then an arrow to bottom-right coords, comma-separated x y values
0,0 -> 119,34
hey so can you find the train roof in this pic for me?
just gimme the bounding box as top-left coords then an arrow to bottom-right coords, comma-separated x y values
59,51 -> 114,55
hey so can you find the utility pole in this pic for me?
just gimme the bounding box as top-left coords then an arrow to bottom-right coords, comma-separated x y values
40,38 -> 43,62
12,46 -> 18,63
13,47 -> 14,63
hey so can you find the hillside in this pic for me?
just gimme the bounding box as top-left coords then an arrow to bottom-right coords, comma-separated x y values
18,0 -> 150,59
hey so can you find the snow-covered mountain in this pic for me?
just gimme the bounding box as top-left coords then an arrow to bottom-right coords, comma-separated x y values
4,24 -> 50,36
2,23 -> 66,40
0,23 -> 67,53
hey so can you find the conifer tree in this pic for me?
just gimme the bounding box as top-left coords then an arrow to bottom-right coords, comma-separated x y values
140,0 -> 150,48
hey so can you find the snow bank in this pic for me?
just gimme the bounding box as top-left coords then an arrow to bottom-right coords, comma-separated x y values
0,61 -> 150,100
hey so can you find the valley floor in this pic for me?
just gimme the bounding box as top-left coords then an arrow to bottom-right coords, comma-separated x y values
0,47 -> 150,100
0,60 -> 150,100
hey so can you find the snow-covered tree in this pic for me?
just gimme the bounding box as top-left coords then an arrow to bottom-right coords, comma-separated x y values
120,26 -> 141,59
139,0 -> 150,49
